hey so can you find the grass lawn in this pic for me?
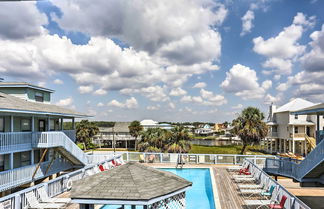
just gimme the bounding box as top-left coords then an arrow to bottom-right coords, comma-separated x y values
189,144 -> 266,155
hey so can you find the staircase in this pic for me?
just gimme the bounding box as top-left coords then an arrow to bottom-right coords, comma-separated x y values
32,132 -> 88,165
305,134 -> 316,150
264,137 -> 324,184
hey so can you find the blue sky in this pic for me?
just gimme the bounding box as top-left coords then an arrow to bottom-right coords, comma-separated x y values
1,0 -> 324,122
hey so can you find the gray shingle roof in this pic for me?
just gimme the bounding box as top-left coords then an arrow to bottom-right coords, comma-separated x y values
71,162 -> 192,201
114,122 -> 131,132
0,92 -> 88,117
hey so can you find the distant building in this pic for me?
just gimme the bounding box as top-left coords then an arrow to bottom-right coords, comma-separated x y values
158,123 -> 173,130
265,98 -> 324,156
194,124 -> 214,136
214,123 -> 226,132
140,119 -> 158,130
93,122 -> 135,149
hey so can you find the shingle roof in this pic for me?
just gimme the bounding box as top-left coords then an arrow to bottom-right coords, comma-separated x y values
114,122 -> 131,132
71,162 -> 192,201
275,98 -> 315,113
0,82 -> 54,93
0,92 -> 88,117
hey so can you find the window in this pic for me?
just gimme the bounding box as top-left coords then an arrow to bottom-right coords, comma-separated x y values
294,114 -> 298,119
294,127 -> 298,134
50,119 -> 55,131
35,92 -> 44,102
13,151 -> 31,168
0,154 -> 10,172
0,117 -> 3,132
21,119 -> 31,132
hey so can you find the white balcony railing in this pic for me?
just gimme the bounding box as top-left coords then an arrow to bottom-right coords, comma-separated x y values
0,132 -> 32,152
0,158 -> 72,192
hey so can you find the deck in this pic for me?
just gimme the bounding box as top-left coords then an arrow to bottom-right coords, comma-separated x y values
58,164 -> 323,209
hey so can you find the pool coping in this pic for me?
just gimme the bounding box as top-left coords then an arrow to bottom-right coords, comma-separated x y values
155,166 -> 221,209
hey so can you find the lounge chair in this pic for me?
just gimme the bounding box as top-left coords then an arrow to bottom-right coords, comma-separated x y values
234,170 -> 261,182
227,161 -> 248,172
244,186 -> 280,208
238,176 -> 269,189
37,187 -> 71,204
240,184 -> 275,197
148,155 -> 155,163
139,154 -> 145,163
99,164 -> 108,172
269,195 -> 287,209
25,191 -> 66,209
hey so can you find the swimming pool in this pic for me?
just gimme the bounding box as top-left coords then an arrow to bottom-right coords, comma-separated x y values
161,168 -> 216,209
101,168 -> 216,209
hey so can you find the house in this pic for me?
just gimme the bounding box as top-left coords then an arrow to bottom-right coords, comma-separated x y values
158,123 -> 173,130
214,123 -> 226,132
140,119 -> 158,130
93,122 -> 135,149
194,124 -> 214,136
264,98 -> 324,156
0,82 -> 88,196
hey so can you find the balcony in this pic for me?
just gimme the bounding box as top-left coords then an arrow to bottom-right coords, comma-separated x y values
0,158 -> 73,192
267,131 -> 278,138
0,130 -> 76,152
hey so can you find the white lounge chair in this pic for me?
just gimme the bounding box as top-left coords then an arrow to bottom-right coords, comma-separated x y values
227,161 -> 249,172
37,187 -> 71,204
25,191 -> 65,209
244,186 -> 280,208
233,169 -> 261,182
238,176 -> 269,189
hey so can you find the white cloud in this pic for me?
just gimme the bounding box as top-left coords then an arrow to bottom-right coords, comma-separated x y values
180,89 -> 226,106
240,10 -> 255,36
108,97 -> 138,109
97,102 -> 104,107
94,88 -> 108,95
53,79 -> 63,85
147,104 -> 161,110
276,83 -> 288,91
253,13 -> 314,75
300,24 -> 324,72
0,2 -> 47,40
261,80 -> 272,90
264,93 -> 281,105
56,97 -> 73,106
193,82 -> 207,88
78,85 -> 93,94
168,102 -> 176,109
220,64 -> 268,100
232,104 -> 243,109
170,87 -> 187,96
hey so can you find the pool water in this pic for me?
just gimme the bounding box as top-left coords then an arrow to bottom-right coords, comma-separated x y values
101,168 -> 216,209
161,168 -> 216,209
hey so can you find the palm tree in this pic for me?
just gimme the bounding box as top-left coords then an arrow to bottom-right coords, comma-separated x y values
128,120 -> 143,151
166,126 -> 191,153
232,107 -> 268,154
76,120 -> 99,150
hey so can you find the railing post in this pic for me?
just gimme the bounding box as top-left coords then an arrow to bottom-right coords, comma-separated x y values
160,153 -> 163,163
234,155 -> 237,165
214,155 -> 217,164
14,194 -> 21,209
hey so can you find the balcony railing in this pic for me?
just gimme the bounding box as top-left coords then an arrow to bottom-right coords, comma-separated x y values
33,131 -> 87,165
0,158 -> 72,192
0,130 -> 76,152
0,132 -> 32,152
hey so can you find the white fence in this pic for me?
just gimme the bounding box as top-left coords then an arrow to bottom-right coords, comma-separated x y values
87,152 -> 276,165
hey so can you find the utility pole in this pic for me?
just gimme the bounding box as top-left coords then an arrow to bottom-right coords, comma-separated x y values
113,126 -> 116,156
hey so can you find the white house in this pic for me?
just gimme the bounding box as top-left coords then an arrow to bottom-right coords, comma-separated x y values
194,124 -> 214,135
265,98 -> 324,156
140,119 -> 158,130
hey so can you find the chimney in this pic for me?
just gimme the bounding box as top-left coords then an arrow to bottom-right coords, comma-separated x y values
268,103 -> 276,121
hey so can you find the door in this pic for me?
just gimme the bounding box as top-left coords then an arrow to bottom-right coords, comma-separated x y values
39,120 -> 46,132
306,127 -> 311,136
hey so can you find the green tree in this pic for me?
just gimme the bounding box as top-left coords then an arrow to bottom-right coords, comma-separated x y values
166,126 -> 191,153
76,120 -> 99,150
232,107 -> 268,154
128,120 -> 143,151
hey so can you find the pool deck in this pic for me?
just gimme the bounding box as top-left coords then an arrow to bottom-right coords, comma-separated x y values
60,163 -> 324,209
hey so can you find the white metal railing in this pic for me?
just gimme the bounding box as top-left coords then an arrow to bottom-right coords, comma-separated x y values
62,130 -> 76,142
0,132 -> 32,152
87,151 -> 276,165
264,136 -> 324,183
33,132 -> 88,165
246,159 -> 311,209
0,155 -> 118,209
0,158 -> 72,192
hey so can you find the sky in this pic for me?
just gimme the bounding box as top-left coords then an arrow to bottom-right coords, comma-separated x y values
0,0 -> 324,122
